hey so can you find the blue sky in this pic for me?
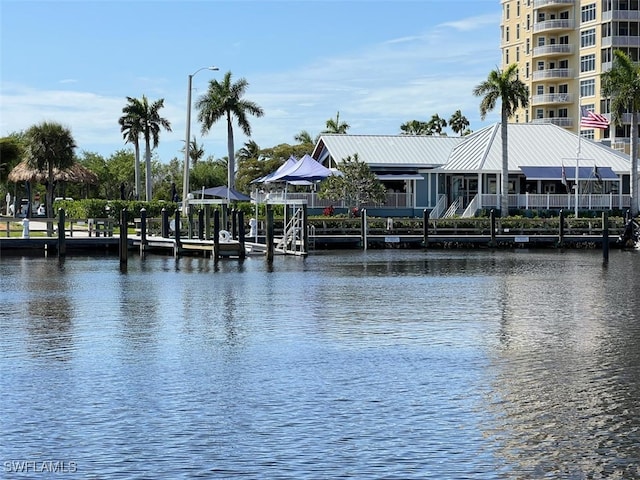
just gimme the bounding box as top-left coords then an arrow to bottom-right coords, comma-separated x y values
1,0 -> 502,162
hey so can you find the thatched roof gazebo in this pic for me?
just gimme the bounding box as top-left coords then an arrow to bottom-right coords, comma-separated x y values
8,161 -> 98,185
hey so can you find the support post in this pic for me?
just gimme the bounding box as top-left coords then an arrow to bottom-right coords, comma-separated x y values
231,208 -> 237,240
361,208 -> 367,250
187,205 -> 194,239
139,208 -> 147,256
490,209 -> 496,248
602,211 -> 609,263
174,209 -> 181,255
423,209 -> 429,249
161,208 -> 169,238
558,209 -> 565,248
57,208 -> 66,257
204,204 -> 211,240
302,203 -> 308,254
198,208 -> 204,240
237,210 -> 246,259
119,208 -> 128,269
266,204 -> 274,264
213,209 -> 220,262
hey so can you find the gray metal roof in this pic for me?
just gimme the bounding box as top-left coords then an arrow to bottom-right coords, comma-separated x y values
312,134 -> 463,169
441,123 -> 631,173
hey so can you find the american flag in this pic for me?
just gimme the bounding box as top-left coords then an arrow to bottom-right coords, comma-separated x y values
580,107 -> 609,129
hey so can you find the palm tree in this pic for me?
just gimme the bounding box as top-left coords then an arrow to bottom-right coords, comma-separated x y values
237,140 -> 261,162
323,111 -> 350,134
427,114 -> 447,135
601,49 -> 640,216
195,71 -> 264,189
473,64 -> 529,217
138,95 -> 171,201
294,130 -> 316,145
118,96 -> 144,200
449,110 -> 470,136
399,120 -> 430,135
183,135 -> 206,167
24,121 -> 76,218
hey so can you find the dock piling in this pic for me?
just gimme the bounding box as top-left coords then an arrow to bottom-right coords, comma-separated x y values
423,209 -> 430,249
237,210 -> 246,260
57,208 -> 66,257
602,211 -> 609,263
361,208 -> 367,250
139,208 -> 147,256
266,205 -> 274,264
489,209 -> 496,248
558,209 -> 565,248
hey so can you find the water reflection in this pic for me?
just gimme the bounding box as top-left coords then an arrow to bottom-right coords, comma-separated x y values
1,251 -> 639,478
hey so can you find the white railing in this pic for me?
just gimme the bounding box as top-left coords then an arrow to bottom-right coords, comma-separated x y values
531,93 -> 573,105
532,68 -> 573,80
443,197 -> 462,218
475,193 -> 629,211
534,0 -> 574,7
532,44 -> 573,57
534,19 -> 574,32
431,194 -> 448,219
462,195 -> 480,218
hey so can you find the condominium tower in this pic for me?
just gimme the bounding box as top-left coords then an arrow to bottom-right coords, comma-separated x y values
500,0 -> 640,152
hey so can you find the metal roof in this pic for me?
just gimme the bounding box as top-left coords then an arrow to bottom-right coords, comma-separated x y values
312,134 -> 463,169
440,123 -> 630,173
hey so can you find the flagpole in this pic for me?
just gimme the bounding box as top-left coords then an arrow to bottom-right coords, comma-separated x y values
576,103 -> 581,217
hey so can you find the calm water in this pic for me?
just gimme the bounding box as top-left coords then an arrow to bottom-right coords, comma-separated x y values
1,249 -> 639,479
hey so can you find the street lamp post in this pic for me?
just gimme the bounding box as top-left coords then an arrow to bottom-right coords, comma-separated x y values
182,66 -> 218,214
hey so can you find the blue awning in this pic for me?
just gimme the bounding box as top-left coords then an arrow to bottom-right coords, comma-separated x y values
519,166 -> 618,181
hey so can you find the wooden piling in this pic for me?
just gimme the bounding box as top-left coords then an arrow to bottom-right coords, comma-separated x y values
57,208 -> 66,257
174,209 -> 182,256
119,208 -> 128,268
302,203 -> 308,254
558,209 -> 565,248
489,209 -> 496,248
237,210 -> 246,259
231,208 -> 237,240
423,209 -> 429,249
198,209 -> 204,240
204,205 -> 211,240
139,208 -> 147,256
361,208 -> 367,250
602,211 -> 609,263
266,205 -> 274,263
161,208 -> 169,238
213,209 -> 220,262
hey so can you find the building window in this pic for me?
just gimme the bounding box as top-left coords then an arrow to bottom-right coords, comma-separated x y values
526,14 -> 530,30
506,26 -> 510,42
581,28 -> 596,48
526,62 -> 530,78
536,109 -> 544,119
517,1 -> 520,16
559,35 -> 569,45
537,61 -> 545,70
506,49 -> 510,64
516,46 -> 520,61
517,24 -> 520,40
506,3 -> 510,20
581,54 -> 596,72
558,108 -> 568,118
580,79 -> 596,97
581,3 -> 596,23
525,110 -> 529,122
526,38 -> 530,54
537,85 -> 544,95
582,130 -> 595,139
538,37 -> 545,47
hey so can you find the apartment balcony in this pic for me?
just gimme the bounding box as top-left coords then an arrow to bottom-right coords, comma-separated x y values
533,19 -> 574,33
602,10 -> 640,21
530,117 -> 574,127
532,68 -> 573,81
532,44 -> 573,57
534,0 -> 575,8
531,93 -> 574,106
602,36 -> 640,48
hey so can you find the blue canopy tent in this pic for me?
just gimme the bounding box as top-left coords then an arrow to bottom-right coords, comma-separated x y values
251,156 -> 297,184
263,154 -> 339,183
190,185 -> 251,202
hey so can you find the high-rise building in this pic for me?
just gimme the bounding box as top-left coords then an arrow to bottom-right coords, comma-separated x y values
500,0 -> 640,153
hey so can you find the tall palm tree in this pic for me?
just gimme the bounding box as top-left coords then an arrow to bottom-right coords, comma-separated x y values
427,114 -> 447,135
195,71 -> 264,189
118,96 -> 144,200
323,111 -> 350,134
601,49 -> 640,216
399,120 -> 430,135
24,121 -> 76,218
448,110 -> 470,136
473,64 -> 529,217
137,95 -> 171,201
